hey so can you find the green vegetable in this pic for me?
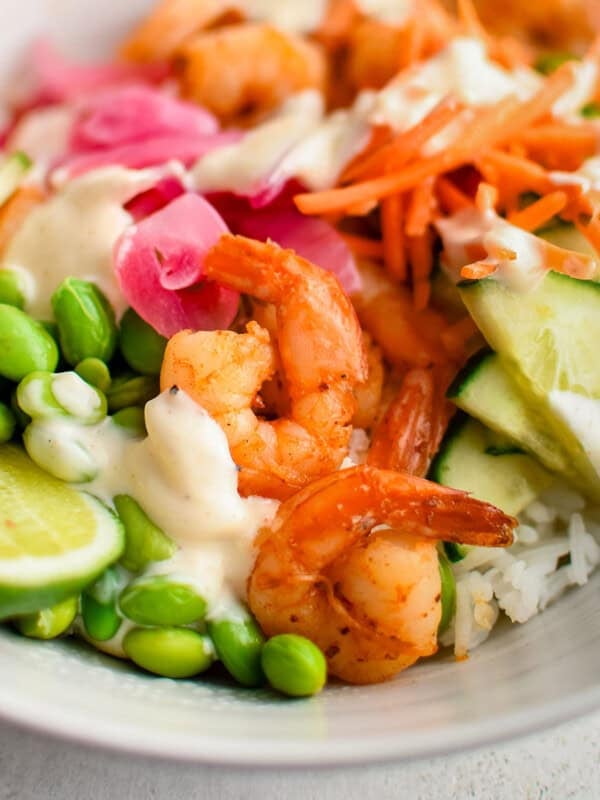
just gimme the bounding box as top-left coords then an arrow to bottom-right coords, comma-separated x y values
107,374 -> 158,412
438,552 -> 456,635
0,269 -> 25,309
0,152 -> 32,206
114,494 -> 176,573
534,51 -> 575,75
0,304 -> 59,381
208,615 -> 265,687
261,634 -> 327,698
23,420 -> 99,483
10,390 -> 31,430
581,102 -> 600,119
119,576 -> 207,626
429,415 -> 553,516
15,595 -> 78,640
443,542 -> 469,563
51,278 -> 118,366
119,309 -> 167,376
17,370 -> 107,425
75,357 -> 111,393
123,627 -> 215,678
82,567 -> 124,642
111,406 -> 146,436
0,402 -> 16,443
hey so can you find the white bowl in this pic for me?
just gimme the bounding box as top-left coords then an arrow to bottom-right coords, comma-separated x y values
2,0 -> 600,768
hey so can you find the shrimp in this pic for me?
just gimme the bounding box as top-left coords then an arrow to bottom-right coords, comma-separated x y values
120,0 -> 242,63
176,24 -> 327,123
368,366 -> 455,477
160,234 -> 367,499
248,465 -> 516,684
352,332 -> 384,430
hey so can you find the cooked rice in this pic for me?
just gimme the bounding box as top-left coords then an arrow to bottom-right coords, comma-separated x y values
440,483 -> 600,658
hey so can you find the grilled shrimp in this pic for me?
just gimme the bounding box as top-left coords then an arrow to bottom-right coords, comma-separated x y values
248,465 -> 515,684
160,234 -> 367,498
352,332 -> 384,430
176,23 -> 327,123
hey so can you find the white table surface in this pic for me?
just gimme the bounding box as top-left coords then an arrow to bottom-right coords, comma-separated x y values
1,711 -> 599,800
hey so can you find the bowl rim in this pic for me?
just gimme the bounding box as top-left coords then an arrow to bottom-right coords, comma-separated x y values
1,678 -> 599,768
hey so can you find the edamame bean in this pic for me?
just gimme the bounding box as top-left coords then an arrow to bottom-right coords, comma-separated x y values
10,389 -> 31,430
0,304 -> 58,381
107,374 -> 158,412
438,552 -> 456,635
119,576 -> 207,626
208,615 -> 265,687
52,278 -> 118,366
119,309 -> 167,376
0,269 -> 25,309
0,401 -> 16,443
82,567 -> 125,641
17,371 -> 107,425
261,634 -> 327,697
112,406 -> 146,436
123,627 -> 215,678
15,596 -> 78,640
114,495 -> 176,573
75,358 -> 111,393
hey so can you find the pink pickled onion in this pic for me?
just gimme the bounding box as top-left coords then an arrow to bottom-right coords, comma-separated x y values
114,193 -> 238,337
214,199 -> 362,294
57,130 -> 243,177
125,176 -> 186,221
70,84 -> 219,151
24,40 -> 169,106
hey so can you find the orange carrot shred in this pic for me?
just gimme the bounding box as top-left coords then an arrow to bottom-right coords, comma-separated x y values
406,178 -> 436,237
475,182 -> 498,213
461,261 -> 497,280
339,233 -> 384,259
507,191 -> 568,231
457,0 -> 487,38
381,194 -> 407,281
436,177 -> 473,213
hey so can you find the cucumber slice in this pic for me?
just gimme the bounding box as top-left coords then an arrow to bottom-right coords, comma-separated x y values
0,152 -> 32,206
460,272 -> 600,500
429,415 -> 553,516
448,350 -> 574,476
539,222 -> 597,259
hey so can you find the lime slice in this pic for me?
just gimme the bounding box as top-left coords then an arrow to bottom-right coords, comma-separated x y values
0,445 -> 124,618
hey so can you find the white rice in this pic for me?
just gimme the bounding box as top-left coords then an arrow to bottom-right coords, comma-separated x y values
440,483 -> 600,658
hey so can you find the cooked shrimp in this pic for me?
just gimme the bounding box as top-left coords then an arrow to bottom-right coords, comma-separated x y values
120,0 -> 242,63
176,23 -> 327,123
161,234 -> 367,498
248,465 -> 516,683
352,332 -> 384,430
368,366 -> 454,476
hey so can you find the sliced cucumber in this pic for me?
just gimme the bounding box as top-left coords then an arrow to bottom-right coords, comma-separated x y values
448,350 -> 574,476
539,222 -> 597,259
0,152 -> 32,206
460,272 -> 600,500
429,415 -> 553,516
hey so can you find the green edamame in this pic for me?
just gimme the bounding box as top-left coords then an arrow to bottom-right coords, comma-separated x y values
0,401 -> 16,443
123,627 -> 215,678
208,615 -> 265,687
119,309 -> 167,376
107,374 -> 158,412
10,390 -> 31,430
24,420 -> 99,483
75,358 -> 111,393
112,406 -> 146,437
438,552 -> 456,635
114,495 -> 176,573
119,576 -> 207,626
15,596 -> 78,640
0,269 -> 25,309
81,567 -> 125,642
17,370 -> 107,425
261,634 -> 327,698
0,304 -> 58,381
52,278 -> 118,366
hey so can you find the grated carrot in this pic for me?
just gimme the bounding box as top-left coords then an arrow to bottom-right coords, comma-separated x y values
381,194 -> 407,281
461,261 -> 497,280
575,216 -> 600,259
339,233 -> 384,259
436,176 -> 474,213
457,0 -> 487,39
315,0 -> 358,47
406,178 -> 436,237
475,182 -> 498,213
507,191 -> 568,231
477,150 -> 552,196
408,229 -> 434,309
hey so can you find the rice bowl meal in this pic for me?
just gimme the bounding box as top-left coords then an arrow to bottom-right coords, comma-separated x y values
1,0 -> 600,699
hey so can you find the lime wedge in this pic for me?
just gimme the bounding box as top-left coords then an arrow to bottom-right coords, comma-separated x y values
0,445 -> 124,618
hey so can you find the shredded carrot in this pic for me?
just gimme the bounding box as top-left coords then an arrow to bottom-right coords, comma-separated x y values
575,217 -> 600,260
339,233 -> 384,259
457,0 -> 487,39
441,316 -> 480,358
475,182 -> 498,213
406,178 -> 436,237
0,186 -> 45,255
461,261 -> 497,280
315,0 -> 358,47
436,176 -> 473,213
408,229 -> 434,309
543,239 -> 598,279
507,191 -> 568,231
381,194 -> 407,281
477,150 -> 552,196
339,125 -> 393,184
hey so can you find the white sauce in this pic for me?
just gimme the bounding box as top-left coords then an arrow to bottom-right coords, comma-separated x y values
7,106 -> 76,181
1,165 -> 178,319
74,388 -> 279,617
241,0 -> 328,33
552,60 -> 599,120
52,372 -> 102,418
549,390 -> 600,476
551,155 -> 600,195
